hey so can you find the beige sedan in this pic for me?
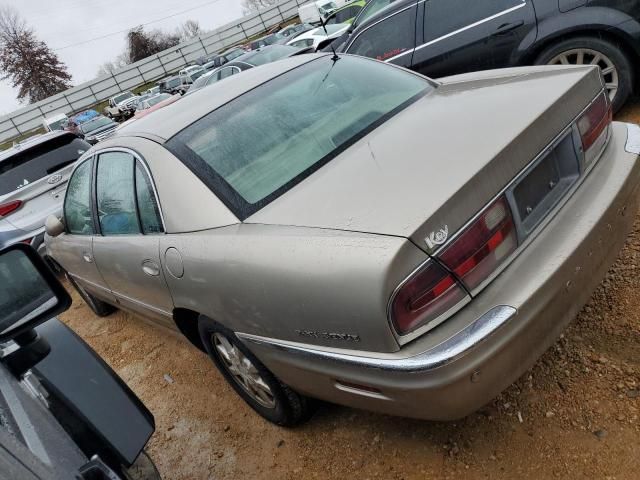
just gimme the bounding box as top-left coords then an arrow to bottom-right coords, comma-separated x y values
45,54 -> 640,426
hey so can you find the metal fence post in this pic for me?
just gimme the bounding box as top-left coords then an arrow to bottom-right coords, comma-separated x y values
111,72 -> 121,90
199,37 -> 208,55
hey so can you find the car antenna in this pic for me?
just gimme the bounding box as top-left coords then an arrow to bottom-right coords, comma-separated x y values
318,14 -> 339,62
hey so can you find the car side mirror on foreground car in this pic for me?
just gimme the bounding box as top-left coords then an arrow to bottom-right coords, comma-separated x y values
45,214 -> 65,237
0,242 -> 71,344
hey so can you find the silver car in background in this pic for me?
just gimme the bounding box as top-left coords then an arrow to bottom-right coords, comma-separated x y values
0,131 -> 90,254
46,54 -> 640,426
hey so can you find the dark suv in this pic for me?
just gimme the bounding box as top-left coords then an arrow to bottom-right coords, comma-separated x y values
332,0 -> 640,111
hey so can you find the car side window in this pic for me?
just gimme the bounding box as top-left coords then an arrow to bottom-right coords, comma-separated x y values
64,160 -> 95,235
347,8 -> 416,62
424,0 -> 523,41
353,0 -> 397,27
135,163 -> 163,234
96,152 -> 140,235
219,67 -> 235,80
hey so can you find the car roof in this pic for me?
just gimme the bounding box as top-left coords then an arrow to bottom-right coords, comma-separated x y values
290,28 -> 323,41
0,130 -> 75,163
116,53 -> 326,142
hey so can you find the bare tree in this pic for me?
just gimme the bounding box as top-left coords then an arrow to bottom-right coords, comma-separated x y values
242,0 -> 278,14
178,20 -> 202,41
126,26 -> 181,63
0,6 -> 72,103
96,52 -> 129,76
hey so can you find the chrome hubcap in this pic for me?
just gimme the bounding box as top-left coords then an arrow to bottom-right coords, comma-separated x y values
213,333 -> 276,409
547,48 -> 619,102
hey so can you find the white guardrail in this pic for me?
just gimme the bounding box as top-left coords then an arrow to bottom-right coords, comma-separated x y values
0,0 -> 309,143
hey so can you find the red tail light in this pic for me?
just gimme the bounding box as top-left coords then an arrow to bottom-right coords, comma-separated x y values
578,91 -> 612,154
390,261 -> 468,335
438,197 -> 518,292
0,200 -> 23,217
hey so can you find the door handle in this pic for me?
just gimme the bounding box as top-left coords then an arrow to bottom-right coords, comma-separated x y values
141,260 -> 160,277
82,252 -> 93,263
492,21 -> 524,36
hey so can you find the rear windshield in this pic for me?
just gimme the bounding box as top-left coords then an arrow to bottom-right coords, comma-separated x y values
147,93 -> 172,106
223,48 -> 245,61
0,135 -> 89,195
80,116 -> 113,134
190,69 -> 207,80
113,92 -> 133,103
163,78 -> 180,88
241,45 -> 301,66
166,56 -> 430,219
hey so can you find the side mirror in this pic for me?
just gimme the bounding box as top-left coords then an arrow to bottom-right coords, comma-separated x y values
0,243 -> 71,343
45,215 -> 64,237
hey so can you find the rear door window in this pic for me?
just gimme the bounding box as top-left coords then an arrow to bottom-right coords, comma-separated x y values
64,160 -> 94,235
424,0 -> 524,41
353,0 -> 397,27
347,7 -> 416,62
135,163 -> 163,234
0,135 -> 89,195
96,152 -> 140,235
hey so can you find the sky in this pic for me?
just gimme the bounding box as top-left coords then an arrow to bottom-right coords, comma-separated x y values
0,0 -> 244,115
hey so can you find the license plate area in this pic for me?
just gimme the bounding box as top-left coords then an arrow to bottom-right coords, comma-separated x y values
507,131 -> 580,237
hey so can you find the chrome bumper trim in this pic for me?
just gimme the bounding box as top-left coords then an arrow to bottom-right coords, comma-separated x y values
237,305 -> 517,373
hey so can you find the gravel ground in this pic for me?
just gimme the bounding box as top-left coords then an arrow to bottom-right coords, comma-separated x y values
59,103 -> 640,480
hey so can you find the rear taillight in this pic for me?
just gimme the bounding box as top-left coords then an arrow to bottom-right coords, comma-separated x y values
0,200 -> 23,217
578,91 -> 612,163
390,260 -> 468,336
390,196 -> 519,336
438,196 -> 518,292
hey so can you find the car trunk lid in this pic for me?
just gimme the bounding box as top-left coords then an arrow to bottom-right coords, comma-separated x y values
247,65 -> 603,249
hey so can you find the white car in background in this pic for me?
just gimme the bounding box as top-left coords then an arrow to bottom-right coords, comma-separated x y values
179,65 -> 202,76
286,23 -> 349,51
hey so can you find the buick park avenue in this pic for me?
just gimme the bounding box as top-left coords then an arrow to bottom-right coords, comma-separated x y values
45,54 -> 640,425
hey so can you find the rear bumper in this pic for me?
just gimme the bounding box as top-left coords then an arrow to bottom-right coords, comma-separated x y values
239,122 -> 640,420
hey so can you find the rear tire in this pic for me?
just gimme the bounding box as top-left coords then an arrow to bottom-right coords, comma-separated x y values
66,272 -> 116,317
198,316 -> 316,426
534,36 -> 633,113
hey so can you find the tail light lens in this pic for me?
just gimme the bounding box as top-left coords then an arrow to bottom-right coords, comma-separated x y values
0,200 -> 23,217
438,197 -> 518,292
578,91 -> 612,163
390,261 -> 468,335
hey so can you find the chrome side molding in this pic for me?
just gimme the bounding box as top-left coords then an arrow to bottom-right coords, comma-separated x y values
237,305 -> 517,373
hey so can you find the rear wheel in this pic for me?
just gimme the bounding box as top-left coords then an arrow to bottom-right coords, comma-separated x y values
198,316 -> 315,426
66,272 -> 116,317
535,36 -> 633,113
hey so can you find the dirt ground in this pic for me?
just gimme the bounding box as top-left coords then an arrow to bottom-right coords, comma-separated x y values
59,103 -> 640,480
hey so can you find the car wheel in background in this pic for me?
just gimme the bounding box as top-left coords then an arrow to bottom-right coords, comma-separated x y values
66,272 -> 117,317
198,316 -> 316,426
535,36 -> 633,113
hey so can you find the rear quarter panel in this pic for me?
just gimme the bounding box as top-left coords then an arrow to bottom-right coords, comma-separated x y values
160,224 -> 427,353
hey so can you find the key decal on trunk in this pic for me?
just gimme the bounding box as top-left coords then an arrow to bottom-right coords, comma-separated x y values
425,226 -> 449,250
